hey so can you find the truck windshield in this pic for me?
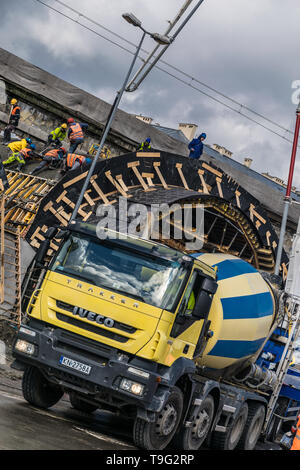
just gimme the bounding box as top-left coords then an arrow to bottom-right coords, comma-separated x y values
50,234 -> 188,311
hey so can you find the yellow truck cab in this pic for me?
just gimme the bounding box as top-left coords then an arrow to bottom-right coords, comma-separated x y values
13,221 -> 276,450
13,221 -> 219,449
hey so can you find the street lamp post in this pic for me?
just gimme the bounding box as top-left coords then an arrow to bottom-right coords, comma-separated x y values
274,101 -> 300,275
69,14 -> 171,222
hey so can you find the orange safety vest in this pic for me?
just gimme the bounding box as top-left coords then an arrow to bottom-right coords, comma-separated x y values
291,416 -> 300,450
19,148 -> 32,159
69,123 -> 84,141
45,149 -> 61,159
67,153 -> 85,168
11,106 -> 20,115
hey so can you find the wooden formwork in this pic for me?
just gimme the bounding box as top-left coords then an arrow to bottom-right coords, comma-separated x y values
0,197 -> 22,326
0,171 -> 55,326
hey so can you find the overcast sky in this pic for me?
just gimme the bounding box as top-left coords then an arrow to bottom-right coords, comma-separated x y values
1,0 -> 300,189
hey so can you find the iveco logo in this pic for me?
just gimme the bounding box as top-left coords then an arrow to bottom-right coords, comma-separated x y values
72,306 -> 115,328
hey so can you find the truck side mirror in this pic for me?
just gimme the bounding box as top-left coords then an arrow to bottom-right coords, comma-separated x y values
35,239 -> 51,267
192,278 -> 218,320
35,227 -> 69,268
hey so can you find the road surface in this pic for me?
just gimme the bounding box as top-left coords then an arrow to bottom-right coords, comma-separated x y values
0,367 -> 282,451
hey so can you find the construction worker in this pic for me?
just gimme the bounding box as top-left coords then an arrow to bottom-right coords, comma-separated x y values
138,137 -> 151,151
3,98 -> 21,144
65,153 -> 91,171
67,118 -> 88,153
2,138 -> 33,166
44,123 -> 68,149
188,132 -> 206,160
88,143 -> 111,159
101,146 -> 111,159
291,414 -> 300,450
14,144 -> 37,172
30,147 -> 66,175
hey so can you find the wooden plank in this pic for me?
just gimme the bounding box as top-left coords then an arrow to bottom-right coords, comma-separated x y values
136,152 -> 161,157
128,162 -> 150,191
198,170 -> 209,194
235,190 -> 241,208
216,177 -> 224,198
63,171 -> 88,189
202,162 -> 223,178
249,204 -> 266,224
153,162 -> 169,189
176,163 -> 189,190
105,170 -> 128,197
116,175 -> 129,192
90,175 -> 113,205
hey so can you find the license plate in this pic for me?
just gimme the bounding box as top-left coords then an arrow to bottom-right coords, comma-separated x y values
59,355 -> 91,375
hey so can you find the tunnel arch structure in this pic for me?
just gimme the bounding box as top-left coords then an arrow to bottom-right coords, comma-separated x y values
25,151 -> 288,275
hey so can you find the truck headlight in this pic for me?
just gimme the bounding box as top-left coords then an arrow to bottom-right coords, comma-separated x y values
120,378 -> 144,396
15,339 -> 36,356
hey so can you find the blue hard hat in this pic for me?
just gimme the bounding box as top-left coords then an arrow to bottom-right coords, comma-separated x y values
26,138 -> 32,144
30,144 -> 36,150
85,158 -> 91,165
200,133 -> 206,139
146,138 -> 151,143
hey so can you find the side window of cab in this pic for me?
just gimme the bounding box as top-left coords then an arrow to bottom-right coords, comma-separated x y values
178,271 -> 197,316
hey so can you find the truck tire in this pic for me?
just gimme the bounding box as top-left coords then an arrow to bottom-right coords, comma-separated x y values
266,397 -> 289,442
211,403 -> 248,450
236,403 -> 265,450
133,386 -> 183,450
172,394 -> 215,450
22,366 -> 63,409
69,392 -> 98,413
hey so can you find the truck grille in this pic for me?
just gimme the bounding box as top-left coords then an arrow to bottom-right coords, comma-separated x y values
56,312 -> 129,343
56,300 -> 136,334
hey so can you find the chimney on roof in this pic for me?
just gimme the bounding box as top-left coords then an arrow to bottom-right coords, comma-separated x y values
135,114 -> 153,125
244,158 -> 253,168
178,123 -> 198,141
211,144 -> 233,158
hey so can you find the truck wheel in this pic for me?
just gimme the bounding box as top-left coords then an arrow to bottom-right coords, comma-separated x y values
211,403 -> 248,450
133,386 -> 183,450
266,398 -> 288,442
236,403 -> 265,450
69,392 -> 98,413
172,395 -> 215,450
22,366 -> 63,409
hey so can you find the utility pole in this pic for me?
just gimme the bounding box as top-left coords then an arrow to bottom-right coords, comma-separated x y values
126,0 -> 206,92
275,101 -> 300,275
70,2 -> 205,223
70,14 -> 171,222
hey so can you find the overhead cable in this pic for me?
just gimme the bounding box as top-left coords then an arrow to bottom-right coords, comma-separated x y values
33,0 -> 298,147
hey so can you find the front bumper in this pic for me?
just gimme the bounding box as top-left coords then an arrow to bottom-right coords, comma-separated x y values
12,319 -> 166,412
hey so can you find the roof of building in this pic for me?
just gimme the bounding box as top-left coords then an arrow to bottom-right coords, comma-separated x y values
0,47 -> 188,157
151,124 -> 189,144
202,144 -> 300,226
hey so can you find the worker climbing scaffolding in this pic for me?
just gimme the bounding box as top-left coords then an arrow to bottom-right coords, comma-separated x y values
67,118 -> 88,153
138,137 -> 151,151
3,98 -> 21,144
43,123 -> 68,151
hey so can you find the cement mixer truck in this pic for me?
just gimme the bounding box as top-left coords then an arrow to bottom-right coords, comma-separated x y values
11,220 -> 300,450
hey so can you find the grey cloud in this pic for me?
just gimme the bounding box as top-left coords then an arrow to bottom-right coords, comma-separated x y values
0,0 -> 299,188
